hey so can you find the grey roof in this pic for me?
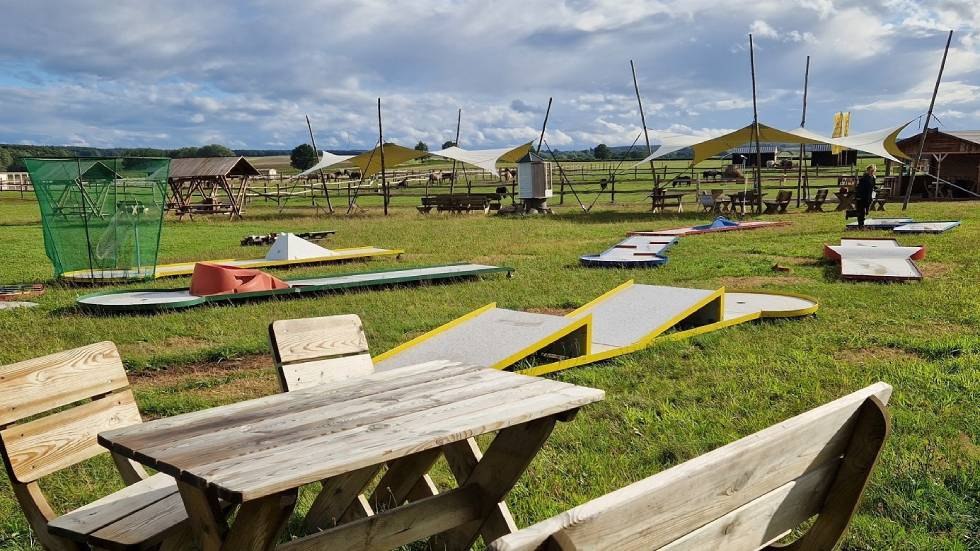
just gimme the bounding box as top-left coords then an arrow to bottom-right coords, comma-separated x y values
168,156 -> 260,179
945,131 -> 980,146
729,145 -> 778,154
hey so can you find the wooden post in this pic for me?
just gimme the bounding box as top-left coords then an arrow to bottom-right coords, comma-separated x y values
749,34 -> 763,213
450,108 -> 461,197
306,115 -> 333,214
903,30 -> 953,210
631,60 -> 658,192
378,98 -> 388,216
797,55 -> 810,206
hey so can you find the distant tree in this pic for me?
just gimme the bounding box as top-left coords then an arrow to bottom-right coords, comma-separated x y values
290,144 -> 319,170
196,144 -> 235,157
414,141 -> 429,152
441,140 -> 456,149
594,143 -> 611,160
0,148 -> 12,171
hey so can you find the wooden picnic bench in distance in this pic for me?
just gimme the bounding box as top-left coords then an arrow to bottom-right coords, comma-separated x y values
489,382 -> 892,551
763,190 -> 792,214
418,193 -> 502,214
0,342 -> 193,550
648,189 -> 685,213
269,315 -> 520,541
804,188 -> 829,212
100,359 -> 604,551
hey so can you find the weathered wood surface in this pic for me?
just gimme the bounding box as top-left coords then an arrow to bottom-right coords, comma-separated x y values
270,315 -> 369,365
489,383 -> 891,551
101,361 -> 604,503
0,341 -> 127,427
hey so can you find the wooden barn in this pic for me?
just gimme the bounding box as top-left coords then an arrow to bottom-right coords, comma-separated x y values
167,156 -> 260,218
810,144 -> 857,167
729,145 -> 777,167
894,129 -> 980,198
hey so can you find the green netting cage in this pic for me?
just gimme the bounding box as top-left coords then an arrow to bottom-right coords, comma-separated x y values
24,157 -> 170,282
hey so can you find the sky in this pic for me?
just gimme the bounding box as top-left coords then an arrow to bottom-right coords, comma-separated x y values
0,0 -> 978,151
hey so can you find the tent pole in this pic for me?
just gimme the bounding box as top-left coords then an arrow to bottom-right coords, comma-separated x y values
631,60 -> 658,192
797,55 -> 809,207
378,98 -> 388,216
749,34 -> 763,214
903,30 -> 953,210
450,108 -> 461,197
306,114 -> 334,214
536,98 -> 553,154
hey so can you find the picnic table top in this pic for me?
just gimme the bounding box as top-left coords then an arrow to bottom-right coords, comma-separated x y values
99,360 -> 604,503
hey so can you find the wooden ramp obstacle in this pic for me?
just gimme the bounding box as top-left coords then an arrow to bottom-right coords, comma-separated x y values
375,281 -> 818,376
77,264 -> 512,312
824,238 -> 926,282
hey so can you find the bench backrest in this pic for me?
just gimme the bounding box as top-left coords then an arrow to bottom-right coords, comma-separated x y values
269,315 -> 374,392
814,188 -> 829,201
776,190 -> 792,202
490,382 -> 892,551
0,341 -> 141,485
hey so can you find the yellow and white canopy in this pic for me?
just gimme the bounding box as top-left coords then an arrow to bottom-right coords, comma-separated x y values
429,142 -> 533,175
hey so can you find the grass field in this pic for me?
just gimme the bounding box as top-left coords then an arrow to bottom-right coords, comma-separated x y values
0,194 -> 976,549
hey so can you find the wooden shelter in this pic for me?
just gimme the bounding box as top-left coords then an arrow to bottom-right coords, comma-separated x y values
894,129 -> 980,197
729,145 -> 777,167
167,156 -> 259,218
810,144 -> 857,167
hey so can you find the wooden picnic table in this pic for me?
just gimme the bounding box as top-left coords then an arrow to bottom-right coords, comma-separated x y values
835,190 -> 854,211
649,191 -> 685,213
98,360 -> 604,551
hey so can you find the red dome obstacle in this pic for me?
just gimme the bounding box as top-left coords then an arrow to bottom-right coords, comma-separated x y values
189,262 -> 290,296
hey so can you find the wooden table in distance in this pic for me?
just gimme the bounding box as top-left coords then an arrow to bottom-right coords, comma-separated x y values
99,360 -> 604,551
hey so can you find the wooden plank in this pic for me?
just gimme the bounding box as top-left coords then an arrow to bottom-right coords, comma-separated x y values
0,341 -> 127,426
101,360 -> 478,453
279,485 -> 484,551
220,489 -> 297,551
435,416 -> 558,550
488,383 -> 891,551
278,354 -> 375,392
48,473 -> 177,540
176,481 -> 227,551
196,382 -> 601,502
303,464 -> 382,533
270,315 -> 369,365
443,438 -> 517,543
129,367 -> 520,473
87,491 -> 189,551
368,448 -> 441,512
1,390 -> 142,483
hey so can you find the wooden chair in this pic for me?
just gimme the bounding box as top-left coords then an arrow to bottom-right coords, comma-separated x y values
763,190 -> 792,214
490,382 -> 892,551
0,342 -> 190,550
804,188 -> 829,212
269,315 -> 518,541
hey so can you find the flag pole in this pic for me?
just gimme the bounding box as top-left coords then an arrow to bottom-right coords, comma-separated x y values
903,30 -> 953,210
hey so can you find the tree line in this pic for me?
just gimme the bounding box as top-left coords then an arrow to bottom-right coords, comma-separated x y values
0,143 -> 238,171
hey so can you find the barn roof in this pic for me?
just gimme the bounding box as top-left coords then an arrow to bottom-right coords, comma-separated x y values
168,156 -> 260,179
945,131 -> 980,146
729,145 -> 778,154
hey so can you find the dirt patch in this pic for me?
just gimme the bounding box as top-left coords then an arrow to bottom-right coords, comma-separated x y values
717,275 -> 810,288
131,354 -> 272,384
526,307 -> 575,316
833,347 -> 921,364
762,255 -> 819,267
918,261 -> 955,278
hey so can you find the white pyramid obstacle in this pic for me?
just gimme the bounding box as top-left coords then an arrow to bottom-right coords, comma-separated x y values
264,233 -> 336,261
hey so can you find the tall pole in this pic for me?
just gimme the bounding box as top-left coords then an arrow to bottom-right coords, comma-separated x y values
630,60 -> 658,191
450,108 -> 461,196
903,30 -> 953,210
306,115 -> 334,214
536,97 -> 553,154
749,34 -> 763,213
797,56 -> 810,207
378,98 -> 388,216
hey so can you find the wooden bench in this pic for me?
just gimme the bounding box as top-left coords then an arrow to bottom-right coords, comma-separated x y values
648,190 -> 685,213
763,190 -> 792,214
804,188 -> 829,212
0,341 -> 192,550
489,382 -> 892,551
418,193 -> 502,214
269,315 -> 517,540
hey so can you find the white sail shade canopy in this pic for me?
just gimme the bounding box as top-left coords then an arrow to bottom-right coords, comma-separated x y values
429,142 -> 533,175
294,151 -> 355,178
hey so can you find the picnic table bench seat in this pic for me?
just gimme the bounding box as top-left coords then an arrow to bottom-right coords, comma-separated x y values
804,188 -> 829,212
418,193 -> 502,214
490,382 -> 891,551
763,190 -> 792,214
0,342 -> 193,550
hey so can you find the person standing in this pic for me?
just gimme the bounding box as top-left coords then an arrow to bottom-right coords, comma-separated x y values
854,164 -> 876,229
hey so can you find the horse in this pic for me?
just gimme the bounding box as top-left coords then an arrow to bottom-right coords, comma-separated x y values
671,175 -> 692,188
701,170 -> 721,180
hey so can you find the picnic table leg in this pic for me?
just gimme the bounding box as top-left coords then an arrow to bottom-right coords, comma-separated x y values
442,438 -> 518,543
177,481 -> 228,551
221,489 -> 298,551
432,414 -> 564,550
303,464 -> 381,533
368,448 -> 441,512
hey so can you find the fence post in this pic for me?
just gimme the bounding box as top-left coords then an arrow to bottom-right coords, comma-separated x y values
611,177 -> 615,203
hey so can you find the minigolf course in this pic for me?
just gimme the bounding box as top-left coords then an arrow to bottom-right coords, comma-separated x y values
77,263 -> 512,312
62,232 -> 401,283
846,218 -> 961,234
375,281 -> 817,376
630,217 -> 789,237
824,238 -> 926,282
580,235 -> 677,267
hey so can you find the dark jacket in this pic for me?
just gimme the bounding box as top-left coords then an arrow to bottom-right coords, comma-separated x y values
856,174 -> 876,202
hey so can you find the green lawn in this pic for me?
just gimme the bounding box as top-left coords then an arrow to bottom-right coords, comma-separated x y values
0,194 -> 976,550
